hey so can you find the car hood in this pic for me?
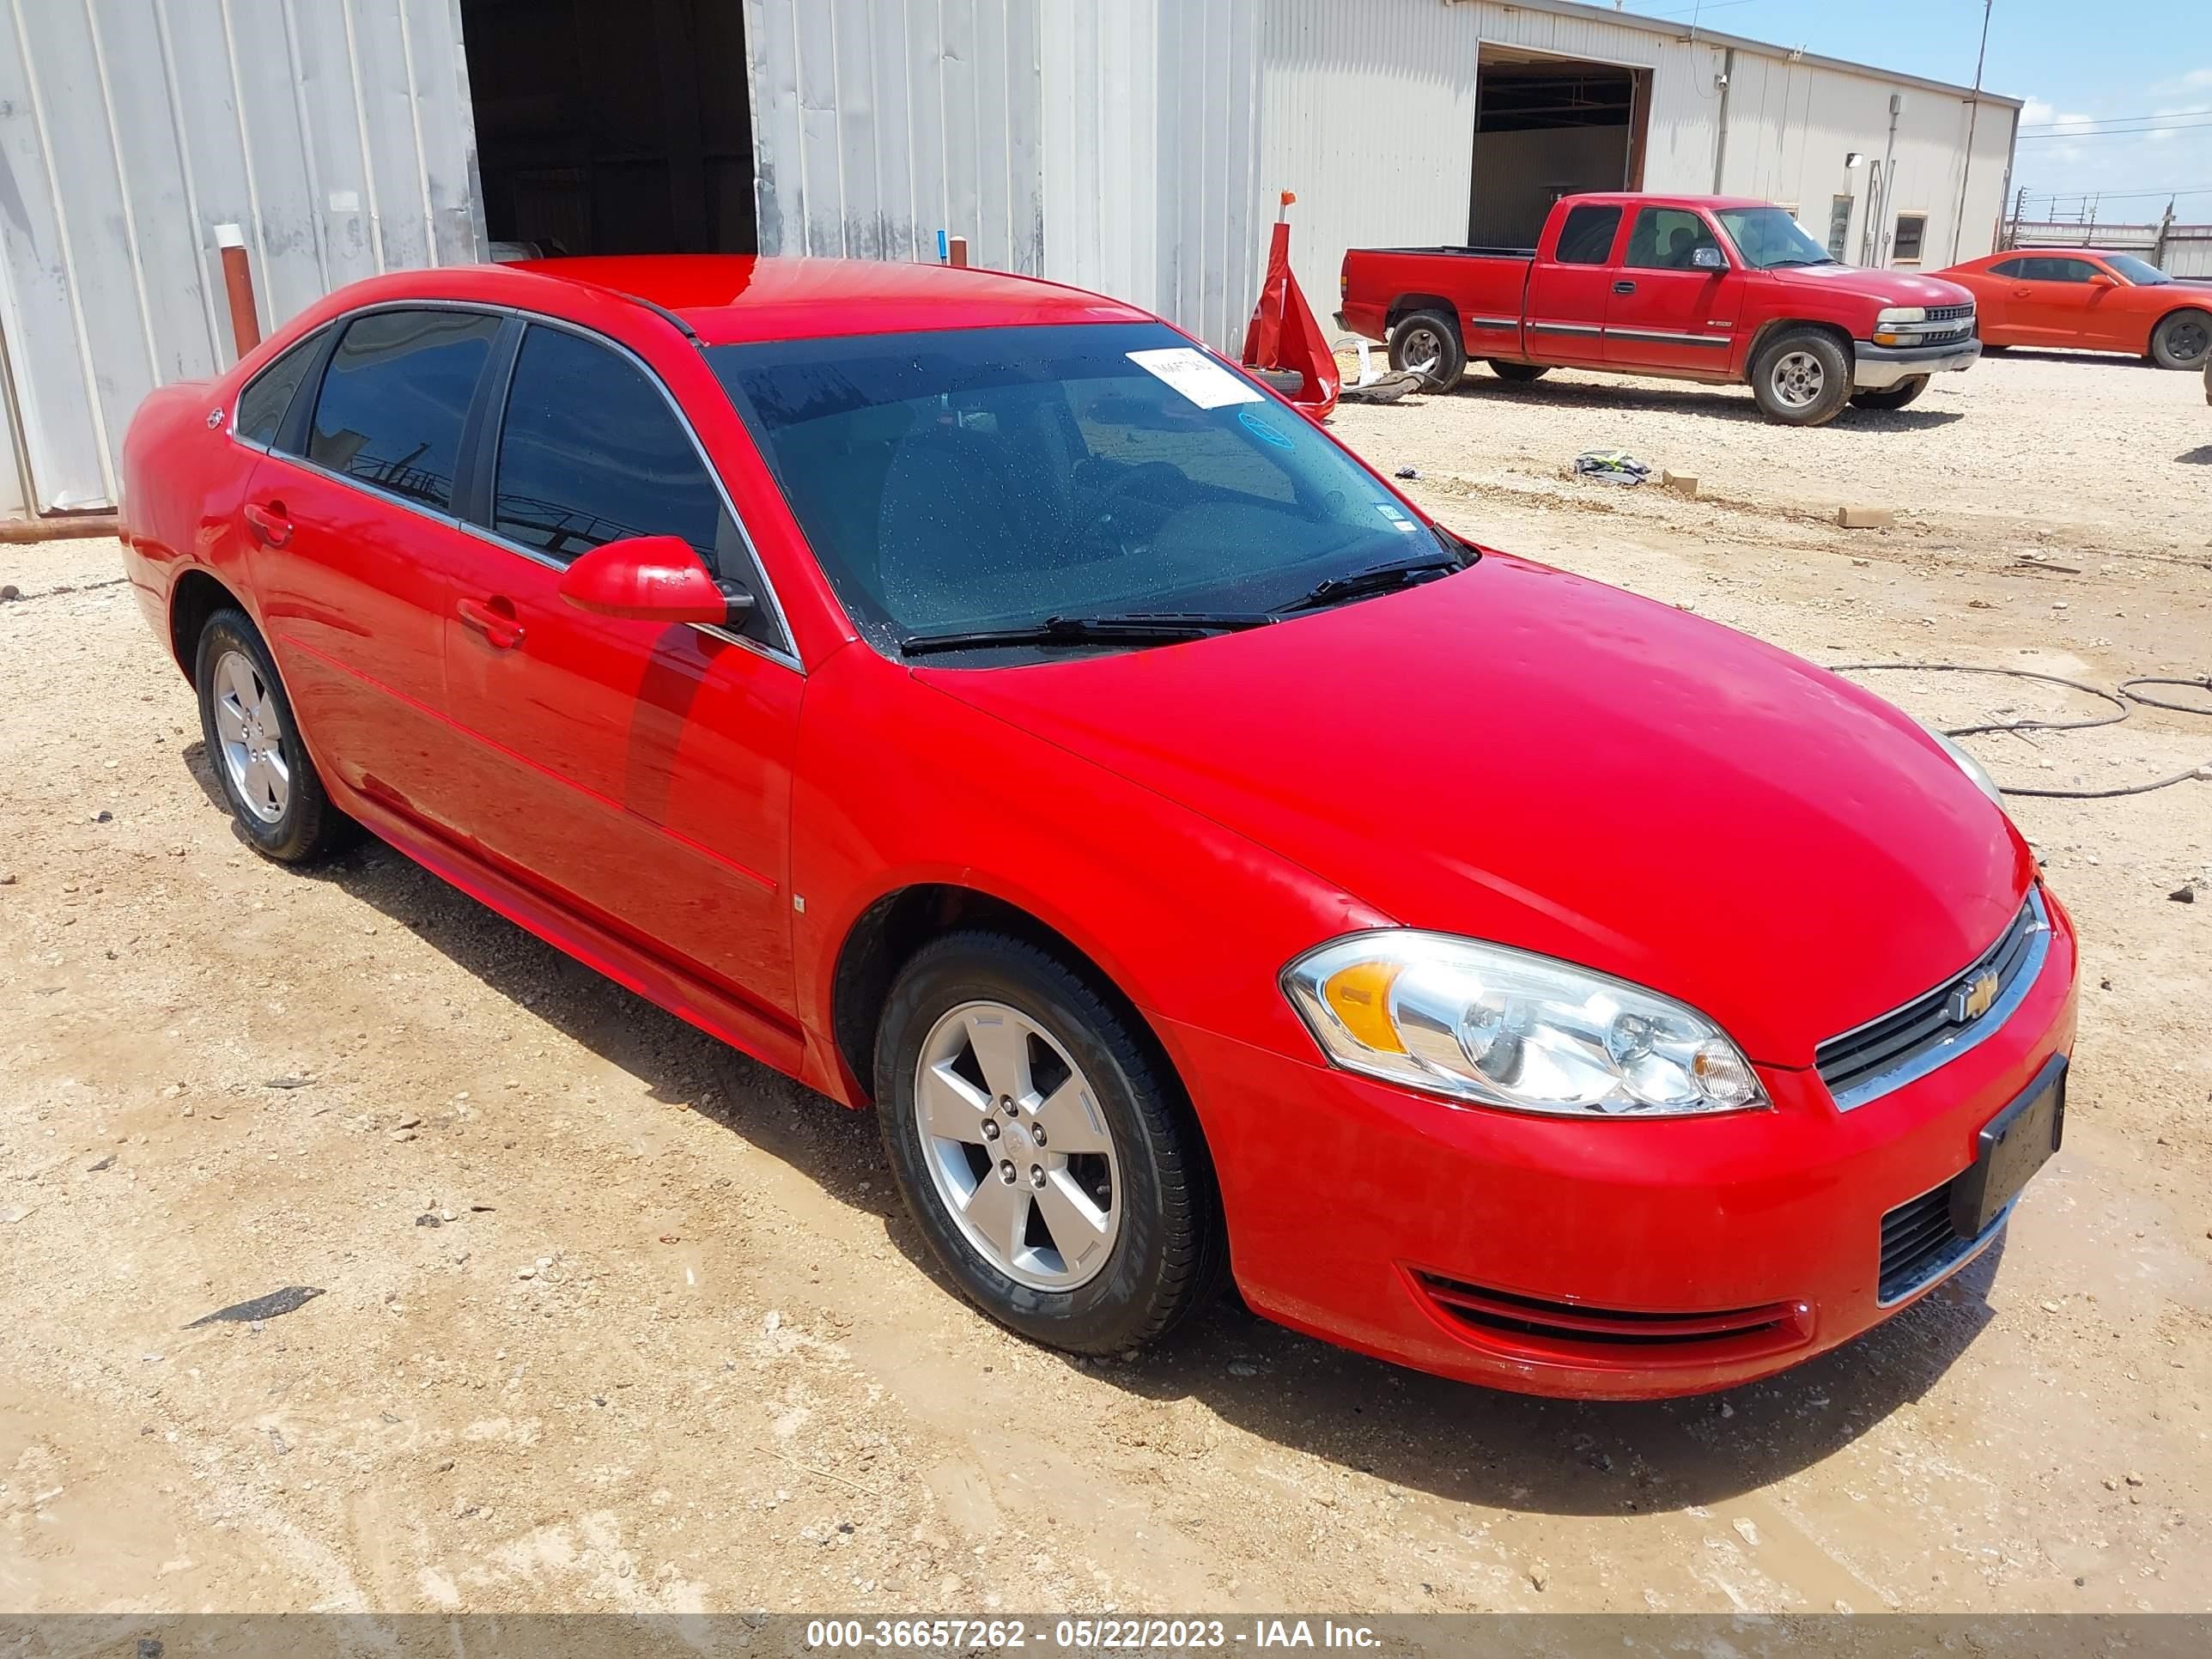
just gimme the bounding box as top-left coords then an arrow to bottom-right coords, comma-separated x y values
1771,265 -> 1978,309
919,555 -> 2033,1066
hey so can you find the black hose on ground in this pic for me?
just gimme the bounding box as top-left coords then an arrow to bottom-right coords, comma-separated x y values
1826,663 -> 2212,799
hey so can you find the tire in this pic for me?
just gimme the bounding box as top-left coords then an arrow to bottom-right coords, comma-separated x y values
2148,308 -> 2212,371
1388,309 -> 1466,392
1849,374 -> 1929,411
192,607 -> 350,864
876,930 -> 1227,1355
1487,360 -> 1550,383
1979,342 -> 2010,354
1749,326 -> 1853,426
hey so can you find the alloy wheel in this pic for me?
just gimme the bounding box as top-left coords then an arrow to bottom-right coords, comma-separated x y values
1771,350 -> 1826,410
912,1000 -> 1121,1291
211,648 -> 290,823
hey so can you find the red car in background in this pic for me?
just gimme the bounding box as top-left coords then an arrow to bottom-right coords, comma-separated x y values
1340,192 -> 1984,423
1937,248 -> 2212,368
117,256 -> 2075,1399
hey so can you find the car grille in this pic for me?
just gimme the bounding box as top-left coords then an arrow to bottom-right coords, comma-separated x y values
1879,1177 -> 1978,1303
1412,1272 -> 1805,1355
1815,892 -> 2046,1108
1925,303 -> 1975,324
1919,325 -> 1975,346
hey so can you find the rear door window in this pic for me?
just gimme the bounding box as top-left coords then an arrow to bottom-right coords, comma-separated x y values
307,308 -> 501,511
236,328 -> 329,450
1553,205 -> 1624,266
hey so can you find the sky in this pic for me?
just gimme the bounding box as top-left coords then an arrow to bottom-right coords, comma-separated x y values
1613,0 -> 2212,223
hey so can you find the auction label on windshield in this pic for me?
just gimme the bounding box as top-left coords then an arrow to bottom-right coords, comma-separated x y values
1127,347 -> 1264,409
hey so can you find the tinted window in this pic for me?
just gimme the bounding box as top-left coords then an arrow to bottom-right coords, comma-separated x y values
492,325 -> 735,569
1626,207 -> 1721,270
717,323 -> 1447,655
1892,215 -> 1927,263
1989,257 -> 2026,277
308,309 -> 498,510
236,329 -> 327,449
2022,256 -> 2100,283
1554,204 -> 1623,266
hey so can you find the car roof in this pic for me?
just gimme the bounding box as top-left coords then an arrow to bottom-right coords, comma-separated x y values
507,254 -> 1153,344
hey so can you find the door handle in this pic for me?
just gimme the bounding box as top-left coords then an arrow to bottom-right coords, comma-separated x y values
456,595 -> 525,650
1612,280 -> 1637,295
241,500 -> 293,548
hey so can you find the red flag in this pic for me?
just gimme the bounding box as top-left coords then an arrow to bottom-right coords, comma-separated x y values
1241,210 -> 1340,419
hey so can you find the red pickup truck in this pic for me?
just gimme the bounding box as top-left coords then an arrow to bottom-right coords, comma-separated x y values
1339,193 -> 1982,426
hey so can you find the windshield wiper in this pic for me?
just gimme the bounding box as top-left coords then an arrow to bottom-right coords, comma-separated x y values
1765,258 -> 1837,269
1272,548 -> 1469,615
898,611 -> 1275,657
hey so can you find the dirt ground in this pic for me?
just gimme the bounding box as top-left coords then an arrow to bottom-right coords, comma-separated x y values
3,348 -> 2209,1619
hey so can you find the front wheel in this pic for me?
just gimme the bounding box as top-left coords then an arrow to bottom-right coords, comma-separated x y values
1849,374 -> 1929,411
2148,308 -> 2212,371
192,607 -> 351,863
1389,309 -> 1466,392
876,932 -> 1226,1355
1750,327 -> 1853,426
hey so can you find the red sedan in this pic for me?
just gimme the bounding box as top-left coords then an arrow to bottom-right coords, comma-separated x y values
117,256 -> 2076,1399
1937,247 -> 2212,369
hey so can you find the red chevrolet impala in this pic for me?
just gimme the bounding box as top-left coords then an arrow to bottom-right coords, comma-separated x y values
117,256 -> 2076,1399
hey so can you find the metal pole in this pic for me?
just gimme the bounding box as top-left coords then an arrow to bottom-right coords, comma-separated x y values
1948,0 -> 1994,263
214,222 -> 261,360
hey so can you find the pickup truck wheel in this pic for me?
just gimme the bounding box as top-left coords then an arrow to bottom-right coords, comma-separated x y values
1848,374 -> 1929,411
1389,310 -> 1465,391
2148,308 -> 2212,370
876,931 -> 1226,1356
1486,361 -> 1550,383
1750,328 -> 1852,426
192,607 -> 352,864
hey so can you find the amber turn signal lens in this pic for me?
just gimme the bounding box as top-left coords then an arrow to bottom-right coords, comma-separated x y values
1322,961 -> 1407,1053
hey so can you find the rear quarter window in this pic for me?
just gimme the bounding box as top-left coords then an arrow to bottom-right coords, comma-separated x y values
1554,205 -> 1624,266
235,328 -> 329,449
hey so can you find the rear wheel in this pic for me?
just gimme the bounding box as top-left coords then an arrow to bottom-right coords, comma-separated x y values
876,931 -> 1225,1355
1750,327 -> 1852,426
2148,308 -> 2212,370
193,608 -> 351,864
1849,374 -> 1929,411
1486,360 -> 1550,383
1389,309 -> 1466,392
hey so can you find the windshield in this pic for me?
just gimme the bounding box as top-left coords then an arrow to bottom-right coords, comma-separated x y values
2103,252 -> 2172,286
713,323 -> 1447,656
1716,207 -> 1836,270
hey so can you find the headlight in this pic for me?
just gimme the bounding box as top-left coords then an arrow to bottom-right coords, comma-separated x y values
1930,727 -> 2007,810
1875,306 -> 1927,325
1281,933 -> 1766,1117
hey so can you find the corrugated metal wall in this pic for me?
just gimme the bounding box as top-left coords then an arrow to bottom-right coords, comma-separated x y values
0,0 -> 483,520
744,0 -> 1045,277
1040,0 -> 1262,351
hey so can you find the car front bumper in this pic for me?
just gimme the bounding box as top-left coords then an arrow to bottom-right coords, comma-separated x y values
1853,337 -> 1983,387
1162,887 -> 2077,1401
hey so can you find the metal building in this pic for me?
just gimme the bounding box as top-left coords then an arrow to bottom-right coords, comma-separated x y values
0,0 -> 2015,531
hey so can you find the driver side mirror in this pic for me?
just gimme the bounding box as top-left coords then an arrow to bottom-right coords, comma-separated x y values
2087,272 -> 2118,289
556,535 -> 755,629
1692,245 -> 1729,271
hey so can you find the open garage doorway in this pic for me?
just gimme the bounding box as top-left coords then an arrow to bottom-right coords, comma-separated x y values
1468,47 -> 1650,248
459,0 -> 757,258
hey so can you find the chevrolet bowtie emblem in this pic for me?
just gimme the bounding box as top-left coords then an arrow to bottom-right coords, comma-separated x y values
1949,969 -> 2001,1024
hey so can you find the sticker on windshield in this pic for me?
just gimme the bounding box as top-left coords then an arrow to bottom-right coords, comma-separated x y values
1237,407 -> 1296,448
1127,347 -> 1264,410
1375,501 -> 1421,533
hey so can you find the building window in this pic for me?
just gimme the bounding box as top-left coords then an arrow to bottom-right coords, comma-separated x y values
1826,196 -> 1854,263
1893,213 -> 1927,264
